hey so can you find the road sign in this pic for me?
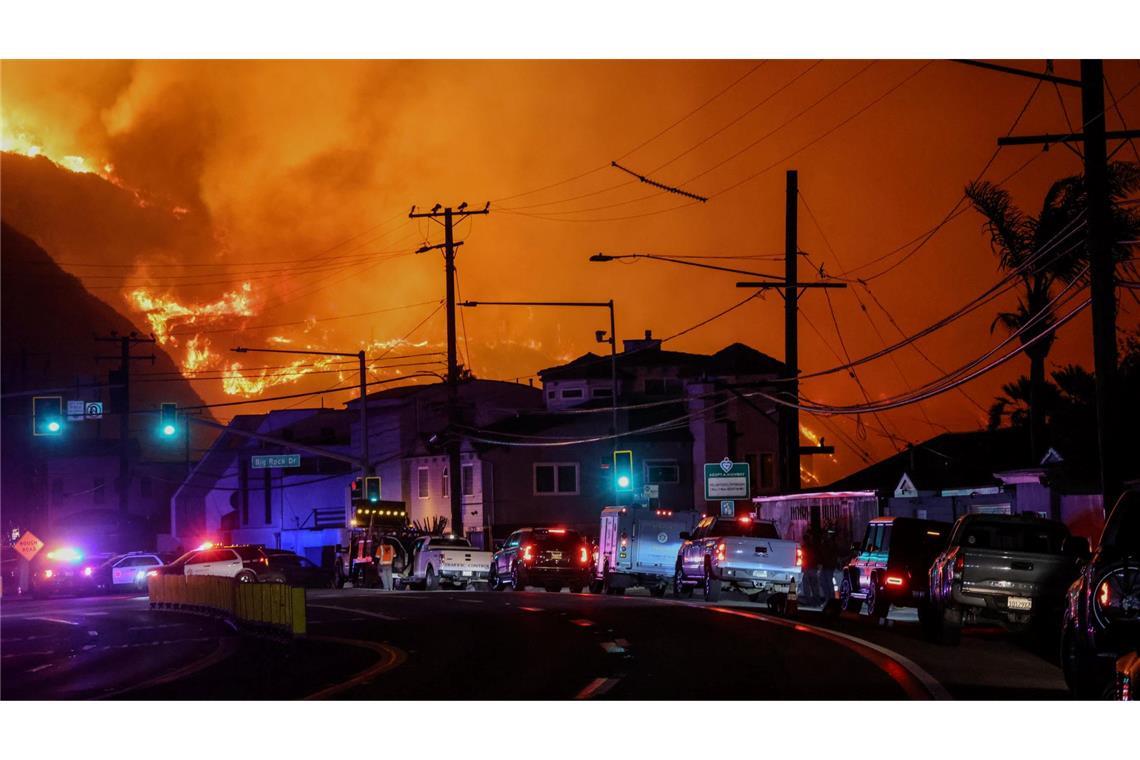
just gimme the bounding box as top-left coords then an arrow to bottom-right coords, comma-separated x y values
704,457 -> 750,500
251,454 -> 301,469
67,400 -> 85,421
720,500 -> 735,517
642,484 -> 659,500
13,531 -> 44,562
84,402 -> 103,420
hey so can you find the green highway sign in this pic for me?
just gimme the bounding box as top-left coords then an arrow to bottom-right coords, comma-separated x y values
251,454 -> 301,469
704,457 -> 750,501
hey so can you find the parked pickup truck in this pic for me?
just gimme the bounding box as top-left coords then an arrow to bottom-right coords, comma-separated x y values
593,505 -> 701,596
928,513 -> 1086,644
400,535 -> 492,590
674,515 -> 801,602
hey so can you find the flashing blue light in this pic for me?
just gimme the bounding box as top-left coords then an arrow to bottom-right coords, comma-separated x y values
617,475 -> 631,489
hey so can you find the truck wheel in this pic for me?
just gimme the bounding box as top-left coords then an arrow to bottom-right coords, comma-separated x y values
703,563 -> 721,603
425,566 -> 438,591
512,563 -> 527,591
673,566 -> 693,598
839,577 -> 861,613
938,605 -> 962,646
488,566 -> 501,591
649,584 -> 667,598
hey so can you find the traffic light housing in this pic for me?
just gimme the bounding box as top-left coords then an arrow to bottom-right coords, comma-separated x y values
365,476 -> 381,503
159,403 -> 178,437
350,477 -> 364,504
613,449 -> 634,492
32,396 -> 63,436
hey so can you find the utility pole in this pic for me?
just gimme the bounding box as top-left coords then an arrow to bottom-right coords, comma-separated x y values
411,203 -> 490,540
783,170 -> 800,498
959,58 -> 1140,512
95,333 -> 155,513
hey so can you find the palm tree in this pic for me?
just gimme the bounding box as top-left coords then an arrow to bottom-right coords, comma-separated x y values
966,160 -> 1140,459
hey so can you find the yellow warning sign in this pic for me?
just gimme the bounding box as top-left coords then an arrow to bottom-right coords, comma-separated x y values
13,531 -> 44,562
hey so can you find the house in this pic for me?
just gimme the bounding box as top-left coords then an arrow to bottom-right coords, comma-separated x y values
753,428 -> 1107,545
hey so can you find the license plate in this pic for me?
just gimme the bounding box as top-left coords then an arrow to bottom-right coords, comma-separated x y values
549,551 -> 562,560
752,570 -> 768,578
1007,596 -> 1032,611
462,570 -> 473,577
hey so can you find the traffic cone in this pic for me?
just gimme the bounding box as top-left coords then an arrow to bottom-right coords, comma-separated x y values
786,577 -> 798,616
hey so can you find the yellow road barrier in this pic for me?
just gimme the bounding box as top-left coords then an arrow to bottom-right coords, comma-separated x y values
148,575 -> 306,636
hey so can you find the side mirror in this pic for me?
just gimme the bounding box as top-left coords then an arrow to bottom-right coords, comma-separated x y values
679,531 -> 691,541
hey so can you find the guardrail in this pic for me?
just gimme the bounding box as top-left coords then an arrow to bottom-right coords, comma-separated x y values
148,575 -> 306,636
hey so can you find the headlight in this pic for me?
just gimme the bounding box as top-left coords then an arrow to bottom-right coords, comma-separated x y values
1093,566 -> 1140,629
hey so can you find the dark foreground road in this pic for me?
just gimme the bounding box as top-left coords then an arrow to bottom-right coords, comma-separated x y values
1,589 -> 1069,699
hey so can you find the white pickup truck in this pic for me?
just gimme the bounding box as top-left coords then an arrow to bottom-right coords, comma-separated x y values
400,535 -> 492,590
674,515 -> 802,602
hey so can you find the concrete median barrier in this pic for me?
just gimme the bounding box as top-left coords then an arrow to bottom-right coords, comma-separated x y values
148,575 -> 306,636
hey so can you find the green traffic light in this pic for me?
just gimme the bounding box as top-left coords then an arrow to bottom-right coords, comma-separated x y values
617,475 -> 630,489
162,424 -> 176,437
47,421 -> 61,433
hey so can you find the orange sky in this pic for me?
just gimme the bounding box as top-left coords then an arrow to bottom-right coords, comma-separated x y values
2,59 -> 1138,483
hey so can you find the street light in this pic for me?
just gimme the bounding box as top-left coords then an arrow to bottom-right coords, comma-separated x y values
459,299 -> 620,435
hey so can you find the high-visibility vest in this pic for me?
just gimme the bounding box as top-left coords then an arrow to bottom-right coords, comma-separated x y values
378,543 -> 395,564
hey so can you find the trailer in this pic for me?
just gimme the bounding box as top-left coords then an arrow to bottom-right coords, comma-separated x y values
592,505 -> 701,596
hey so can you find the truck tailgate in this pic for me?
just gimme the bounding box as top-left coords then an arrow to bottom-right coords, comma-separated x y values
722,537 -> 799,572
436,550 -> 492,570
632,517 -> 687,571
961,549 -> 1073,598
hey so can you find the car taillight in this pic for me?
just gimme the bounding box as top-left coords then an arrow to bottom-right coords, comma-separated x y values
885,574 -> 905,586
795,547 -> 803,567
83,566 -> 94,577
953,554 -> 965,574
43,569 -> 54,579
715,543 -> 726,563
522,544 -> 534,562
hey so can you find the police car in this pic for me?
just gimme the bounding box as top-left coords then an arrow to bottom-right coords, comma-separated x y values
92,552 -> 165,592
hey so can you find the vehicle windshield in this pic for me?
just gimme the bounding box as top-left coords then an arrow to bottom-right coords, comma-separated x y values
533,530 -> 586,549
712,519 -> 780,539
1101,491 -> 1140,552
429,537 -> 472,548
959,519 -> 1068,554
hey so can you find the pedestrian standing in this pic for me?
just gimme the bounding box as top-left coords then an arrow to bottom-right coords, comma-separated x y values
819,523 -> 839,603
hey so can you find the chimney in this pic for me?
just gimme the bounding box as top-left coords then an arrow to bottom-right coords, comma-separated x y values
623,329 -> 661,354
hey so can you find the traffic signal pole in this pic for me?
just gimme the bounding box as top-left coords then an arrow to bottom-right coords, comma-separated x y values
410,203 -> 490,540
95,333 -> 155,513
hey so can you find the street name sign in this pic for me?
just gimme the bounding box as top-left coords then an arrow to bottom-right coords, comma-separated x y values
14,531 -> 44,562
251,454 -> 301,469
704,457 -> 750,500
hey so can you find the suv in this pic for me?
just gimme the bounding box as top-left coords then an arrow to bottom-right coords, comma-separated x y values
490,528 -> 592,592
162,544 -> 272,582
839,516 -> 951,620
1062,488 -> 1140,698
92,552 -> 164,592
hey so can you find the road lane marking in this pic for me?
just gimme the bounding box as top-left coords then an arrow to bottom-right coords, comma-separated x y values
94,637 -> 240,701
705,605 -> 951,700
454,599 -> 483,604
599,641 -> 626,654
304,637 -> 407,700
82,611 -> 109,616
575,677 -> 620,699
308,604 -> 401,621
27,663 -> 54,673
518,606 -> 543,612
2,651 -> 56,659
30,617 -> 81,626
570,618 -> 594,627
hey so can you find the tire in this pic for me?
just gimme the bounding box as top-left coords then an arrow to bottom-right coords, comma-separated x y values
839,577 -> 861,613
867,580 -> 889,620
649,584 -> 667,598
673,565 -> 693,598
512,563 -> 526,591
938,605 -> 962,646
425,566 -> 438,591
488,566 -> 501,591
703,562 -> 721,603
236,571 -> 257,583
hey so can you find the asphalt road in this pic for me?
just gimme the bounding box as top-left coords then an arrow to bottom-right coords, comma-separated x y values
0,588 -> 1070,700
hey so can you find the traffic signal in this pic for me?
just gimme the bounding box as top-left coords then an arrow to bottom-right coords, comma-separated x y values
350,477 -> 364,504
365,476 -> 381,503
159,403 -> 178,437
32,396 -> 63,436
613,449 -> 634,492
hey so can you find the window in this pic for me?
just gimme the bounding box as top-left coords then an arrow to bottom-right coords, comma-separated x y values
93,478 -> 106,505
534,463 -> 579,495
645,460 -> 679,484
418,467 -> 429,499
442,467 -> 449,498
560,388 -> 584,399
462,463 -> 475,496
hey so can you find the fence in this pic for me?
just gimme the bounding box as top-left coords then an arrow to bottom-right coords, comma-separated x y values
148,575 -> 306,636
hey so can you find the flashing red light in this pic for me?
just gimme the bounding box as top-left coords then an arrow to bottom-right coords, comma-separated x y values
197,541 -> 215,551
795,547 -> 803,567
885,574 -> 905,586
579,546 -> 589,564
522,544 -> 534,562
43,569 -> 54,579
548,529 -> 566,534
953,554 -> 965,574
737,516 -> 752,524
715,542 -> 726,563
